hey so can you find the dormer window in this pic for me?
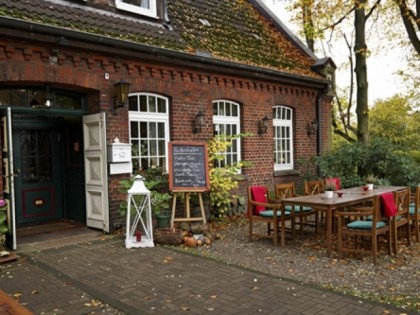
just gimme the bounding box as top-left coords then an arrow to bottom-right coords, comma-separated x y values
115,0 -> 157,18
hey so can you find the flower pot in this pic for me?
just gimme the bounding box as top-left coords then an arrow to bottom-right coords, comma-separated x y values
324,191 -> 334,198
367,183 -> 374,190
156,213 -> 171,228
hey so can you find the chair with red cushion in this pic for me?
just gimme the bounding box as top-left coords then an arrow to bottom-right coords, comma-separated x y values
336,195 -> 392,264
275,182 -> 317,239
392,188 -> 411,254
247,186 -> 294,247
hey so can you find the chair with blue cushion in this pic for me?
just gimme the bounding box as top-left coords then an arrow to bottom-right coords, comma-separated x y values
275,182 -> 318,239
336,195 -> 392,264
409,187 -> 420,243
247,186 -> 294,247
392,188 -> 411,253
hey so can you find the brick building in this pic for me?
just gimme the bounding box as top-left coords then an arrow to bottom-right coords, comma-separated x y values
0,0 -> 335,249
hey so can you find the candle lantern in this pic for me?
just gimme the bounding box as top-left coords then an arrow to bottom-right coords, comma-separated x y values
125,175 -> 154,248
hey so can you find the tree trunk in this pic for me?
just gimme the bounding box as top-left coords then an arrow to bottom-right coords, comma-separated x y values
354,0 -> 369,145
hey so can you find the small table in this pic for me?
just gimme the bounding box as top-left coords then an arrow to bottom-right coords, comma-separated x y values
281,186 -> 406,255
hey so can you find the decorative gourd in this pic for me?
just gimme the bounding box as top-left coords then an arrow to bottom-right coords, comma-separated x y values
184,237 -> 196,247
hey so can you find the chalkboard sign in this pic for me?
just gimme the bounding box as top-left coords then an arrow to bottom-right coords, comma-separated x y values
168,142 -> 210,192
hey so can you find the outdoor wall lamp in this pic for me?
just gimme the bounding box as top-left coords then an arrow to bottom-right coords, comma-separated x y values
307,119 -> 318,136
258,115 -> 270,134
44,85 -> 53,108
30,85 -> 53,109
193,109 -> 205,133
114,79 -> 131,110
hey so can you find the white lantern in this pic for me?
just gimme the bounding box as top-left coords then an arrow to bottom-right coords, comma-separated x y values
125,175 -> 154,248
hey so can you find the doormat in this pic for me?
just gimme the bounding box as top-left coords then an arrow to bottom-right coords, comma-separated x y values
0,252 -> 19,265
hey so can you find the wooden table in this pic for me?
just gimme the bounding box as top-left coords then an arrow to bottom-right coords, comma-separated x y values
281,186 -> 406,255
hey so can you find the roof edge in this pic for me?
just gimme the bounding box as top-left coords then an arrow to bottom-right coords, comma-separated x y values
0,16 -> 329,89
250,0 -> 318,61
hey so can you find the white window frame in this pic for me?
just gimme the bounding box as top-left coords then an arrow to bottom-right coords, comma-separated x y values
115,0 -> 157,18
273,106 -> 294,171
129,93 -> 169,172
212,100 -> 241,170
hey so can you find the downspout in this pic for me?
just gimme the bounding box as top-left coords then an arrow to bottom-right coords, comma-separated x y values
162,0 -> 172,30
316,87 -> 329,156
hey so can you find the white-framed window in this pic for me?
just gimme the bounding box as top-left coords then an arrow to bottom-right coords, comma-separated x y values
115,0 -> 157,18
129,93 -> 169,172
273,106 -> 294,171
212,100 -> 241,168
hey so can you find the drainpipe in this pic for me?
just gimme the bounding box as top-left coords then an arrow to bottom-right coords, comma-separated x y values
316,87 -> 329,156
162,0 -> 172,30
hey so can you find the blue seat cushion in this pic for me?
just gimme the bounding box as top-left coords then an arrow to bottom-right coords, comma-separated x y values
409,204 -> 419,215
285,205 -> 312,212
347,220 -> 386,230
259,210 -> 291,217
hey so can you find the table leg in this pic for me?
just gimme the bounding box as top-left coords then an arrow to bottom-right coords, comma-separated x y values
326,209 -> 332,256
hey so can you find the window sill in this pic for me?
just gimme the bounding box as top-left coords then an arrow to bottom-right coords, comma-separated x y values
273,170 -> 300,177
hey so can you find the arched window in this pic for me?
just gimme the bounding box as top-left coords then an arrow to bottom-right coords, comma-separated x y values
129,93 -> 169,172
212,100 -> 241,169
273,106 -> 294,170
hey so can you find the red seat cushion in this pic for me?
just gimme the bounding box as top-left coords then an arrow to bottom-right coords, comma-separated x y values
250,186 -> 268,215
381,192 -> 397,217
331,177 -> 341,190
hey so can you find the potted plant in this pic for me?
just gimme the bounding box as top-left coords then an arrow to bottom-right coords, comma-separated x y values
324,178 -> 336,198
365,174 -> 377,190
0,199 -> 10,258
119,167 -> 172,229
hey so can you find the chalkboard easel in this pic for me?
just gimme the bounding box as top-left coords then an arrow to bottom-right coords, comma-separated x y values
168,142 -> 209,228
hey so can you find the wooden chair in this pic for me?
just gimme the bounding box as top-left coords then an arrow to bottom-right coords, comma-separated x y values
409,187 -> 420,242
336,195 -> 392,265
247,186 -> 294,247
304,179 -> 326,228
304,180 -> 324,195
392,188 -> 411,253
275,182 -> 317,238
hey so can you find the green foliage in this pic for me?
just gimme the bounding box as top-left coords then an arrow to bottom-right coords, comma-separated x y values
369,95 -> 419,150
207,134 -> 252,218
313,138 -> 420,188
0,200 -> 8,249
119,167 -> 171,216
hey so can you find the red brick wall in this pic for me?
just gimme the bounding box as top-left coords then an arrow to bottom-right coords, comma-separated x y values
0,38 -> 331,224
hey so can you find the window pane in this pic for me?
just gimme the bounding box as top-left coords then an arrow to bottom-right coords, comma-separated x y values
213,103 -> 218,115
232,104 -> 238,117
0,89 -> 26,107
226,103 -> 231,116
150,140 -> 157,155
157,122 -> 165,138
158,140 -> 165,155
148,96 -> 156,112
149,122 -> 157,138
131,140 -> 140,157
140,95 -> 147,112
157,98 -> 166,113
130,121 -> 139,138
129,96 -> 138,111
140,122 -> 148,138
140,140 -> 148,155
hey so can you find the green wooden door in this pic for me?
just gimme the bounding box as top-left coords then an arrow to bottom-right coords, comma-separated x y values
13,120 -> 63,225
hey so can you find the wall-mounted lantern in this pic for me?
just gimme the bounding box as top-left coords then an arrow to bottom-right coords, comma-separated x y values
114,79 -> 131,110
192,109 -> 205,133
307,119 -> 318,136
258,115 -> 270,134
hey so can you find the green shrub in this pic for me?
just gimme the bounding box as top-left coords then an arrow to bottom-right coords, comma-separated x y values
313,138 -> 420,189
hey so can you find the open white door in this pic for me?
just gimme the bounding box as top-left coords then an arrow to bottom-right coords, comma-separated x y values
1,108 -> 17,250
83,113 -> 109,232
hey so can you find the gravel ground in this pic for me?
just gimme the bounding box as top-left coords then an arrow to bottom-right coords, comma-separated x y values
187,218 -> 420,313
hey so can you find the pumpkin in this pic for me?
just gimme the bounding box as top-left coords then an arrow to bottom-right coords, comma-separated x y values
184,237 -> 196,247
203,237 -> 211,246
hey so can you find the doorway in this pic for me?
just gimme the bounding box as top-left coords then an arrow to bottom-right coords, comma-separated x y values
12,117 -> 85,227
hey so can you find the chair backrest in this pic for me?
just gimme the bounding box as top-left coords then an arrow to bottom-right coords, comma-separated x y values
304,180 -> 324,195
275,182 -> 296,200
329,177 -> 341,190
394,187 -> 410,216
247,186 -> 268,215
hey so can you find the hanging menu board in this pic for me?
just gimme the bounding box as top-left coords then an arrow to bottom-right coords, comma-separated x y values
168,142 -> 210,192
